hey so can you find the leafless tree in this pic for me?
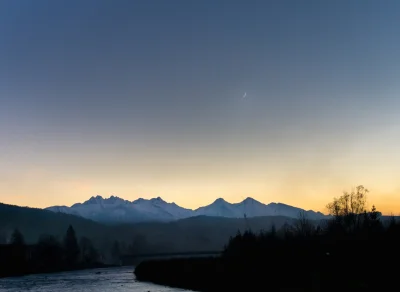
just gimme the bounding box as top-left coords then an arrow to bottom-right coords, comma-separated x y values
326,185 -> 368,231
326,185 -> 368,216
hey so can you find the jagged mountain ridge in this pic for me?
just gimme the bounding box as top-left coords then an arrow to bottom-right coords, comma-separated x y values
45,195 -> 326,223
195,197 -> 325,220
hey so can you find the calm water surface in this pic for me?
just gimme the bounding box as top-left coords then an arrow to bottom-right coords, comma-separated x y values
0,266 -> 192,292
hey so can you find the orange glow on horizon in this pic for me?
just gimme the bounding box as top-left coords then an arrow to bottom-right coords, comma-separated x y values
1,173 -> 399,216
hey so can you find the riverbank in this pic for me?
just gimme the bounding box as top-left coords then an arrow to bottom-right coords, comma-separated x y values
135,257 -> 226,292
0,263 -> 117,278
134,237 -> 399,292
134,256 -> 335,292
0,266 -> 183,292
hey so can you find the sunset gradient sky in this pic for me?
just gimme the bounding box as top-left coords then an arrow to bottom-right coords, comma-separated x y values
1,0 -> 400,214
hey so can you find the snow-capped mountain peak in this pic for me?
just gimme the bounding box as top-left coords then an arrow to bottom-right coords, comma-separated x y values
240,197 -> 262,205
132,198 -> 145,204
75,195 -> 104,206
242,197 -> 256,202
150,197 -> 166,204
87,195 -> 103,202
195,198 -> 239,217
213,198 -> 228,204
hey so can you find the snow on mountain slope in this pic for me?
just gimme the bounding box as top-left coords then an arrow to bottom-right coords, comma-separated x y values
46,205 -> 80,217
56,195 -> 148,223
194,198 -> 240,217
233,197 -> 270,217
131,197 -> 194,221
263,202 -> 325,220
45,195 -> 194,223
194,197 -> 326,220
45,195 -> 327,223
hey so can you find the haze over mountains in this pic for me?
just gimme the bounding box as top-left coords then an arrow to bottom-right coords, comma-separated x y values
2,199 -> 394,259
0,201 -> 309,256
45,196 -> 326,224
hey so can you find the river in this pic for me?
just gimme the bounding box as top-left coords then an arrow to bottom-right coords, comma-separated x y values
0,266 -> 192,292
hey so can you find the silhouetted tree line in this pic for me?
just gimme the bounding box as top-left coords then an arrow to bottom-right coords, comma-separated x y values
222,186 -> 400,290
135,186 -> 400,291
0,225 -> 106,277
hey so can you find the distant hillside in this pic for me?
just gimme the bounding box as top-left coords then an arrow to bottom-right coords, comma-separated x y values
0,202 -> 333,258
0,203 -> 106,243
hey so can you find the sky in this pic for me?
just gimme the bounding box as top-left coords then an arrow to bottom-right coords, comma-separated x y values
1,0 -> 400,214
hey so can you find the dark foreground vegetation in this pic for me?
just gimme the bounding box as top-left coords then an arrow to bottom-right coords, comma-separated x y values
135,186 -> 400,291
0,225 -> 112,277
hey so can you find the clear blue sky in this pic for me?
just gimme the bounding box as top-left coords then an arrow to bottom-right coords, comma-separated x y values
1,0 -> 400,213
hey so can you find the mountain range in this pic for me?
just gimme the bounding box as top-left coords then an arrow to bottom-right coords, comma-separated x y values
45,196 -> 326,223
0,201 -> 313,257
2,200 -> 397,263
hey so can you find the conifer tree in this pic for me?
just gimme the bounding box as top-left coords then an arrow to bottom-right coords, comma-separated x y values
64,225 -> 80,266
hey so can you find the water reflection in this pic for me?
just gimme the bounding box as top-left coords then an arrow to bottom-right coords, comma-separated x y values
0,266 -> 191,292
